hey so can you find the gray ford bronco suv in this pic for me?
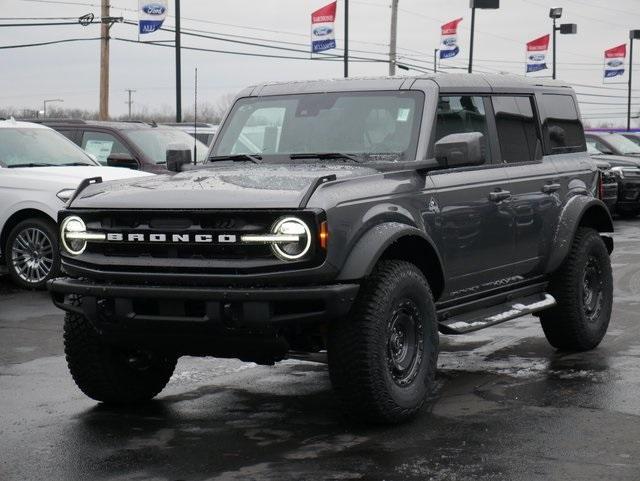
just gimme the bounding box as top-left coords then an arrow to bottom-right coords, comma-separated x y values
48,74 -> 614,424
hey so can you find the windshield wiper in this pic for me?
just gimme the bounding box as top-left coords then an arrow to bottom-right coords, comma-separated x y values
61,162 -> 93,166
209,154 -> 262,164
289,152 -> 364,163
6,162 -> 57,168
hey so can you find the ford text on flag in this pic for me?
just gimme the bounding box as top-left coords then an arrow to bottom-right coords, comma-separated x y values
439,18 -> 463,59
525,34 -> 550,73
604,44 -> 626,81
138,0 -> 168,34
311,1 -> 337,53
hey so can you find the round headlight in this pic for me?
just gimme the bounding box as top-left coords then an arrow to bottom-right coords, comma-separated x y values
61,216 -> 87,255
271,217 -> 311,261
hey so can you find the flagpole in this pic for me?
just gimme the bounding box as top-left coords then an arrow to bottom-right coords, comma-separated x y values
344,0 -> 349,78
629,36 -> 634,131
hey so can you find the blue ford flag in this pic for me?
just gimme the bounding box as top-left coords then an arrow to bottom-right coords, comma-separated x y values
311,1 -> 337,53
138,0 -> 168,34
604,44 -> 626,82
439,18 -> 462,60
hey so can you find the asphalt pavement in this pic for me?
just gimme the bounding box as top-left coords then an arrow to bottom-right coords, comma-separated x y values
2,220 -> 640,481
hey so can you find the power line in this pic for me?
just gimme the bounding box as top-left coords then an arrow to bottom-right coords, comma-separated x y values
0,36 -> 101,49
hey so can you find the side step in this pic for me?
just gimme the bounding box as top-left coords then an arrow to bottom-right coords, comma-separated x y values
438,293 -> 556,335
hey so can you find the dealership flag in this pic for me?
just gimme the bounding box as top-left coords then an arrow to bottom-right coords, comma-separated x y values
138,0 -> 168,34
604,44 -> 626,82
311,1 -> 337,53
525,34 -> 550,73
439,18 -> 463,59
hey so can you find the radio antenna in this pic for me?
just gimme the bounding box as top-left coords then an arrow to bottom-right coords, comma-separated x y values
193,67 -> 198,165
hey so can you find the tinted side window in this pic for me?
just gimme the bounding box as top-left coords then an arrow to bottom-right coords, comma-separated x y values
81,131 -> 130,165
492,96 -> 541,164
435,96 -> 491,163
56,129 -> 80,145
541,94 -> 586,154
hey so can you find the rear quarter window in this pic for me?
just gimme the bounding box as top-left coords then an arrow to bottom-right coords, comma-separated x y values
540,94 -> 586,155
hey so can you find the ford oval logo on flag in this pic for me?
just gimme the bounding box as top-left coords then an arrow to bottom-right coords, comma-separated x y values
442,37 -> 457,47
607,59 -> 624,68
528,54 -> 546,62
313,26 -> 333,36
143,3 -> 165,15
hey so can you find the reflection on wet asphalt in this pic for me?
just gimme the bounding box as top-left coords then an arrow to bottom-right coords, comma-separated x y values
2,221 -> 640,480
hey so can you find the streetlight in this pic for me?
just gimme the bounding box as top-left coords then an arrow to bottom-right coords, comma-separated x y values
468,0 -> 500,74
628,30 -> 640,131
549,8 -> 577,80
43,99 -> 63,118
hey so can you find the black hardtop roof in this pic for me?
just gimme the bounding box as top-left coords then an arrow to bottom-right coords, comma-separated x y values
239,73 -> 572,98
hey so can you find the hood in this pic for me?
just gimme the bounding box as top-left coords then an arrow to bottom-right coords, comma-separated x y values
72,163 -> 378,209
590,154 -> 640,169
9,165 -> 152,184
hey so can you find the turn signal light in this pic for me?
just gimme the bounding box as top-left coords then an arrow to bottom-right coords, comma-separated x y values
319,221 -> 328,250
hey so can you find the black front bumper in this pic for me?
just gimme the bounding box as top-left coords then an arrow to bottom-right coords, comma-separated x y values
48,278 -> 359,327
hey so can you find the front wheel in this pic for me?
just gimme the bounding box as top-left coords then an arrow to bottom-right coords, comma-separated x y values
328,260 -> 439,424
540,227 -> 613,351
64,311 -> 177,404
5,218 -> 59,290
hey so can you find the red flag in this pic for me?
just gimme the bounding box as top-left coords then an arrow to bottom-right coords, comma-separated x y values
312,1 -> 337,24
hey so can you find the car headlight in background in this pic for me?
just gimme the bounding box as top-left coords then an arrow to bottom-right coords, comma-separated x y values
610,167 -> 625,179
270,217 -> 312,260
56,188 -> 76,203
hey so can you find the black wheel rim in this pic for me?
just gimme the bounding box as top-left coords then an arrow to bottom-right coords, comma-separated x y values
583,254 -> 604,322
11,227 -> 54,284
386,299 -> 424,387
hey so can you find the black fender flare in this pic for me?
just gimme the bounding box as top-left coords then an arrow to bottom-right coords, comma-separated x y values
336,222 -> 445,292
545,195 -> 614,274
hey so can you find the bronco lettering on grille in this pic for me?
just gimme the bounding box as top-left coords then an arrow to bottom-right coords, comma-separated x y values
105,233 -> 238,244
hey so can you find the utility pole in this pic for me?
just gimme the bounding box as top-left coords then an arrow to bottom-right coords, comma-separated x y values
629,31 -> 640,131
344,0 -> 349,78
175,0 -> 182,122
389,0 -> 399,76
125,89 -> 136,119
99,0 -> 110,120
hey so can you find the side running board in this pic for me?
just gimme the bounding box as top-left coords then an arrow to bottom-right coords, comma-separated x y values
439,293 -> 556,335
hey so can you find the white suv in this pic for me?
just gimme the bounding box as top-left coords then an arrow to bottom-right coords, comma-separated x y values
0,119 -> 152,289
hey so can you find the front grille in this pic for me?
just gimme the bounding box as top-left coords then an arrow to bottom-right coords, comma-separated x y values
63,209 -> 324,275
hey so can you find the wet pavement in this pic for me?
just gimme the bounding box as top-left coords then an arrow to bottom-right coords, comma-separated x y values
2,220 -> 640,481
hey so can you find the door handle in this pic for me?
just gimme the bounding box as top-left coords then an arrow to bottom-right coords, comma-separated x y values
541,183 -> 561,194
489,190 -> 511,202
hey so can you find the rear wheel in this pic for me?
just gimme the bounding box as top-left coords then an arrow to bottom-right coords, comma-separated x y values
540,228 -> 613,351
5,218 -> 59,290
64,311 -> 177,404
328,260 -> 438,424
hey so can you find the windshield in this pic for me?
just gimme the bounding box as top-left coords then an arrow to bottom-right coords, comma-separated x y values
586,141 -> 605,155
124,128 -> 209,164
0,128 -> 96,168
623,134 -> 640,147
211,91 -> 424,162
604,133 -> 640,155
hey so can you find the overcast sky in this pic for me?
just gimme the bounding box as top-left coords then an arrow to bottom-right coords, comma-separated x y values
1,0 -> 639,125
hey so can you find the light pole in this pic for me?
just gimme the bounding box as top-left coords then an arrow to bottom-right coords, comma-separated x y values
468,0 -> 500,74
549,8 -> 577,80
344,0 -> 349,78
43,99 -> 63,118
629,30 -> 640,131
434,48 -> 439,73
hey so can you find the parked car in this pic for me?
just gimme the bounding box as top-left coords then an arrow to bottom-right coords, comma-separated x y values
0,119 -> 152,289
621,131 -> 640,147
163,122 -> 218,146
587,136 -> 640,217
592,158 -> 619,213
49,74 -> 614,424
33,119 -> 209,173
585,131 -> 640,157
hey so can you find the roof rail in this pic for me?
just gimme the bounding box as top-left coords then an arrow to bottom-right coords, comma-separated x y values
22,118 -> 87,124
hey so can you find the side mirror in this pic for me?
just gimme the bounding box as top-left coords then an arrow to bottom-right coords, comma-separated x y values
166,147 -> 192,172
107,153 -> 139,170
435,132 -> 484,168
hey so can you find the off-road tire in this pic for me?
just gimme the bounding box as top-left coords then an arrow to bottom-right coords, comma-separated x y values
64,311 -> 177,404
540,227 -> 613,351
6,218 -> 60,290
328,260 -> 439,424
